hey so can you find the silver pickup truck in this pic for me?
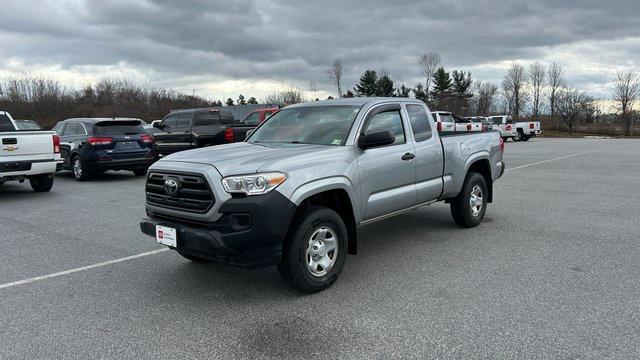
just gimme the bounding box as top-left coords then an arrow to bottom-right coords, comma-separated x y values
140,98 -> 505,292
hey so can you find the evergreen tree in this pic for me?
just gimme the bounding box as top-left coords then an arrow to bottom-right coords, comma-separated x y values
247,96 -> 258,104
237,94 -> 246,105
394,84 -> 411,98
226,98 -> 234,106
413,83 -> 427,102
430,67 -> 452,97
327,96 -> 334,100
343,90 -> 355,98
354,70 -> 378,97
376,74 -> 395,97
452,70 -> 473,98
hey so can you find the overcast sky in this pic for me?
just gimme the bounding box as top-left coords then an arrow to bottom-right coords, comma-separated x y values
1,0 -> 638,101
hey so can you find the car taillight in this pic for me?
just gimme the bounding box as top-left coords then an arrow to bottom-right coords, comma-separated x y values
437,122 -> 442,132
87,137 -> 113,146
224,128 -> 235,143
140,134 -> 154,143
499,136 -> 505,153
506,124 -> 512,131
529,123 -> 534,129
466,124 -> 472,131
52,134 -> 60,154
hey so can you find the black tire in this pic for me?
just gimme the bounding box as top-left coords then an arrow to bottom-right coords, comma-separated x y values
29,173 -> 54,192
176,250 -> 209,263
521,135 -> 531,141
450,172 -> 488,228
513,131 -> 522,142
71,156 -> 91,181
133,168 -> 148,176
278,206 -> 348,293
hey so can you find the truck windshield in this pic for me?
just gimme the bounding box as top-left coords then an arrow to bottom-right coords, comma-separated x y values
248,105 -> 360,146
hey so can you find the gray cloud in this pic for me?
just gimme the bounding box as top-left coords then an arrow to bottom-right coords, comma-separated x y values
1,0 -> 639,98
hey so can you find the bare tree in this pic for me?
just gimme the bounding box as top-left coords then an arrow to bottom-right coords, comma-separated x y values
264,88 -> 306,106
418,52 -> 441,96
555,88 -> 594,132
473,81 -> 498,116
326,58 -> 344,98
547,62 -> 566,128
528,62 -> 545,119
502,62 -> 528,118
611,69 -> 640,135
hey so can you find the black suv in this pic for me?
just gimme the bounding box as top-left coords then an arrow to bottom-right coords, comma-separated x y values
152,108 -> 256,156
52,118 -> 155,180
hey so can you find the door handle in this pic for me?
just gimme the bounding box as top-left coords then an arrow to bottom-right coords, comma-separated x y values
401,152 -> 415,161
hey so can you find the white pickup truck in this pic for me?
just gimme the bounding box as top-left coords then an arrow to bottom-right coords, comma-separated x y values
489,115 -> 541,141
0,111 -> 61,192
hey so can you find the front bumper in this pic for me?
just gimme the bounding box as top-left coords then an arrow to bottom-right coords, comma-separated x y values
140,190 -> 298,269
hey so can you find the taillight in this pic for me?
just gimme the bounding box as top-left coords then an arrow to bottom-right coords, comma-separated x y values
437,122 -> 442,132
529,123 -> 534,129
87,137 -> 113,146
499,136 -> 505,153
52,134 -> 60,154
506,124 -> 512,131
224,128 -> 235,143
140,134 -> 154,143
466,124 -> 472,131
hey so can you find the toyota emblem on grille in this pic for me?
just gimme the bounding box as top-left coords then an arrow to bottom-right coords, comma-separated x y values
164,178 -> 180,196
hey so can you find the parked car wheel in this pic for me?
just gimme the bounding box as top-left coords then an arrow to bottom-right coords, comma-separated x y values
133,168 -> 148,176
72,156 -> 91,181
513,131 -> 522,142
450,172 -> 488,228
29,173 -> 54,192
521,135 -> 531,141
278,206 -> 347,293
176,250 -> 210,263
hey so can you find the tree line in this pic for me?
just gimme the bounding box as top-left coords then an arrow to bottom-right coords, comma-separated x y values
326,54 -> 640,136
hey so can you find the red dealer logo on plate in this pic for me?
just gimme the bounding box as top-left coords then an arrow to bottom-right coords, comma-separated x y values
158,230 -> 164,239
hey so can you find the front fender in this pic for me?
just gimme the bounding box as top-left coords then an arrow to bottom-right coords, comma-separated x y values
288,176 -> 362,223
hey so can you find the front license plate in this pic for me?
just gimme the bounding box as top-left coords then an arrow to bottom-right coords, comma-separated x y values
156,225 -> 177,247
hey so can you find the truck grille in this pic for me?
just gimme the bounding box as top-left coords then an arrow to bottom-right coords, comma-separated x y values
146,171 -> 214,213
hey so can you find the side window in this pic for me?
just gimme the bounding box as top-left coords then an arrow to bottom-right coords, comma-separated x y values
406,105 -> 432,142
363,109 -> 405,145
220,111 -> 235,124
52,123 -> 65,135
175,113 -> 192,130
64,122 -> 85,136
0,114 -> 14,131
161,114 -> 178,130
194,112 -> 220,126
243,112 -> 261,125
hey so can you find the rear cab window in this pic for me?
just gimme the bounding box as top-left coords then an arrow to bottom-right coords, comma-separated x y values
406,104 -> 432,142
194,111 -> 220,126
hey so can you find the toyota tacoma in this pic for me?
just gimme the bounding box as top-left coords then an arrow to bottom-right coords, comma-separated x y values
140,98 -> 505,293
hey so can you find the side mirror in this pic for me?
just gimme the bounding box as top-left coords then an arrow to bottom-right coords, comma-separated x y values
358,130 -> 395,149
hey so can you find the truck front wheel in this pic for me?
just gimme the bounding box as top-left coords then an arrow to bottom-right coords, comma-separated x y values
450,172 -> 488,228
29,173 -> 54,192
278,206 -> 347,293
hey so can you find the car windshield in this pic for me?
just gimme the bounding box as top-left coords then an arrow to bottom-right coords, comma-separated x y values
248,105 -> 361,146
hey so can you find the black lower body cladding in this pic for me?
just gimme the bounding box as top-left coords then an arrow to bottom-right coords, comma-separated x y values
140,190 -> 298,269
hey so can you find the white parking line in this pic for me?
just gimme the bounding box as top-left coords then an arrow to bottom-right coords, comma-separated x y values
0,248 -> 169,290
506,150 -> 603,171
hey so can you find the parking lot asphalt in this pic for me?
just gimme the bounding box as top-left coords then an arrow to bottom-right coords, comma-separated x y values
1,138 -> 639,359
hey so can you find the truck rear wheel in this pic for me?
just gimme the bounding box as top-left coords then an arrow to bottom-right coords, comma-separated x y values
521,135 -> 531,141
513,131 -> 522,141
278,206 -> 347,293
29,173 -> 54,192
450,172 -> 488,228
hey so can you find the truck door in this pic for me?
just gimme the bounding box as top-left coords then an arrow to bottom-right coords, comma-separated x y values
357,104 -> 417,221
406,104 -> 444,203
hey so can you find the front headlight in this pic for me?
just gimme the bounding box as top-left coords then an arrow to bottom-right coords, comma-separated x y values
221,172 -> 286,196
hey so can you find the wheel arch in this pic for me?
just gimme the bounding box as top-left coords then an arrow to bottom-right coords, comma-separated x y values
288,184 -> 359,255
465,158 -> 493,203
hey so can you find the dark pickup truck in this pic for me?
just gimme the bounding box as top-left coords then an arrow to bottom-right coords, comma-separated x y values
153,108 -> 255,156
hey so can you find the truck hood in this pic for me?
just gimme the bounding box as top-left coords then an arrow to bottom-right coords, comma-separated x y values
159,142 -> 341,176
